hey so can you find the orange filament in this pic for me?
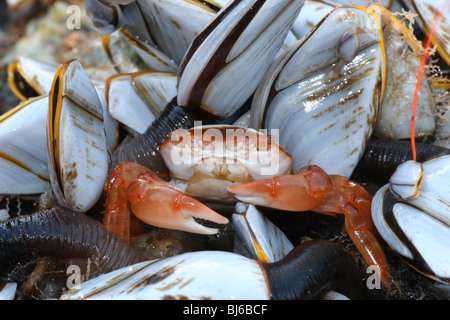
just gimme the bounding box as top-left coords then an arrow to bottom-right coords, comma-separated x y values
411,0 -> 449,161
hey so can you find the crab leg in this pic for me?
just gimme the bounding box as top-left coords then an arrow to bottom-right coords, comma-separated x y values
336,202 -> 392,290
315,175 -> 376,234
104,162 -> 150,243
105,162 -> 229,243
228,165 -> 392,289
313,176 -> 392,290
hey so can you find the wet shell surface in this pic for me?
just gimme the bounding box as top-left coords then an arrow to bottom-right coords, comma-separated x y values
1,0 -> 450,301
123,0 -> 222,65
388,159 -> 424,200
106,70 -> 177,135
8,56 -> 59,100
47,59 -> 109,212
0,95 -> 50,194
251,5 -> 385,177
0,282 -> 17,300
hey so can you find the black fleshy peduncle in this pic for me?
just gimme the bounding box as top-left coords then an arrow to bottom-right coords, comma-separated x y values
352,138 -> 450,185
0,206 -> 146,283
264,239 -> 364,300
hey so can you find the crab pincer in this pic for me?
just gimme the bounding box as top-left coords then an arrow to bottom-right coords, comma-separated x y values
104,162 -> 228,244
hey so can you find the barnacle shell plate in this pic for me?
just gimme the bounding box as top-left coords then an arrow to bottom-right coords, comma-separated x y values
233,202 -> 294,263
47,59 -> 109,212
0,282 -> 17,300
106,70 -> 177,135
0,96 -> 50,194
389,159 -> 424,200
127,0 -> 222,65
8,56 -> 59,100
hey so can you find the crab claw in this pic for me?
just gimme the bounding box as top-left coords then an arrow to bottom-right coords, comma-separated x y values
126,172 -> 229,235
227,165 -> 332,212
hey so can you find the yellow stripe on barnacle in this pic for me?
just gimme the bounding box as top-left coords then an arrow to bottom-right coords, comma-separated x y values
118,30 -> 173,68
133,71 -> 177,115
254,241 -> 270,264
48,60 -> 72,200
358,4 -> 388,106
106,70 -> 168,121
0,150 -> 49,183
431,80 -> 450,89
101,34 -> 113,66
188,0 -> 221,13
388,10 -> 421,52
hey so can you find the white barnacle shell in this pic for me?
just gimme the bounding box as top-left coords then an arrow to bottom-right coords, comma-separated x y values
60,251 -> 270,300
106,70 -> 177,136
233,202 -> 294,263
8,56 -> 59,101
60,237 -> 361,300
177,0 -> 306,117
251,5 -> 385,177
109,0 -> 231,71
123,0 -> 223,65
47,59 -> 109,212
0,96 -> 50,194
8,56 -> 119,152
0,282 -> 17,300
372,155 -> 450,284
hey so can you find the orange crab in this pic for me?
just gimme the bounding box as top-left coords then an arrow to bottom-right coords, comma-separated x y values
104,125 -> 392,289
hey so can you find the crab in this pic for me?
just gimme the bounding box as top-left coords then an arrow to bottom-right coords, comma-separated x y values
104,125 -> 392,290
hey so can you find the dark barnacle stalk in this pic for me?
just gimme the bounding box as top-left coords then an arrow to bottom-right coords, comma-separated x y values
264,239 -> 364,300
0,206 -> 147,283
352,138 -> 450,185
